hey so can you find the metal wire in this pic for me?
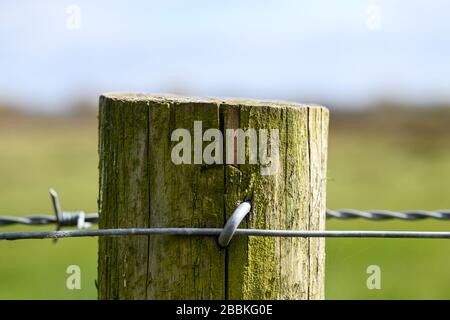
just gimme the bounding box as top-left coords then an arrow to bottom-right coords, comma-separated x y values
0,213 -> 98,226
326,209 -> 450,220
1,210 -> 449,241
1,228 -> 450,241
0,189 -> 448,242
1,209 -> 450,227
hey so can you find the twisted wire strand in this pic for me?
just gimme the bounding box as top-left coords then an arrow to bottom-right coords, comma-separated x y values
1,210 -> 450,227
326,209 -> 450,220
0,213 -> 98,226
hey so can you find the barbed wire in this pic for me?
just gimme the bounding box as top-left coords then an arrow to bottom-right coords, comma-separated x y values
0,213 -> 98,226
1,209 -> 450,228
1,190 -> 449,242
326,209 -> 450,220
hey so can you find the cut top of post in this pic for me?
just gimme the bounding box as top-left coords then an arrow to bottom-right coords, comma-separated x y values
101,92 -> 325,110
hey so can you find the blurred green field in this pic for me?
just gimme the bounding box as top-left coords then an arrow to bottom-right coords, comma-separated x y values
1,108 -> 450,299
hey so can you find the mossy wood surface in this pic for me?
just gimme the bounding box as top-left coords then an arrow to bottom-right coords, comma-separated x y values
98,93 -> 328,300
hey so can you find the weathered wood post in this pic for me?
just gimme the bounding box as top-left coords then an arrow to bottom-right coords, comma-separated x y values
98,93 -> 328,299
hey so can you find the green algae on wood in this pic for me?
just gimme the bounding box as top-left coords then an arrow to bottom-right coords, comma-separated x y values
98,93 -> 329,299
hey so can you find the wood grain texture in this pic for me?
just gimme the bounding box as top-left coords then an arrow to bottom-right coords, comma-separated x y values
98,93 -> 328,300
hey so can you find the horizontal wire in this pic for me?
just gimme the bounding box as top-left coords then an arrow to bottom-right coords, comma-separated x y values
0,213 -> 98,226
1,209 -> 450,227
1,227 -> 450,241
1,208 -> 449,241
326,209 -> 450,220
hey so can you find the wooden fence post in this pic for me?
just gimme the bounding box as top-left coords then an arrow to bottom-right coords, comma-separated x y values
97,93 -> 328,300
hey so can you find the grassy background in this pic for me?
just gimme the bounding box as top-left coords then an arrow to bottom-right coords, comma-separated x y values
1,107 -> 450,299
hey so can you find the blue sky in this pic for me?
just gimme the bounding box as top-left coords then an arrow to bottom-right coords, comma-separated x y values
1,0 -> 450,111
